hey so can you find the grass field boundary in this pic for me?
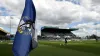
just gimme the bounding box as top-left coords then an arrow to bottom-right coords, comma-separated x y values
39,41 -> 100,55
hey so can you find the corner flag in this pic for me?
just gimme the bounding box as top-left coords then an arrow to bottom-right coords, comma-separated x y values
12,0 -> 37,56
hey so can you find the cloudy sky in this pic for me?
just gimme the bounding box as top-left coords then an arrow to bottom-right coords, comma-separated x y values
0,0 -> 100,37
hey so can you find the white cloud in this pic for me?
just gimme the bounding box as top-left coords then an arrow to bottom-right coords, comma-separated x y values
0,16 -> 20,34
0,0 -> 100,37
0,27 -> 3,29
0,0 -> 25,15
0,0 -> 100,23
81,0 -> 92,10
0,16 -> 20,28
73,22 -> 100,37
74,22 -> 100,29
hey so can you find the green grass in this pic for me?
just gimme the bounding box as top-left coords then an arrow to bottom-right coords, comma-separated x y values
0,44 -> 13,56
0,40 -> 100,56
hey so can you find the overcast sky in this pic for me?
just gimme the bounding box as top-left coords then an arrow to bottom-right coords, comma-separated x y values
0,0 -> 100,37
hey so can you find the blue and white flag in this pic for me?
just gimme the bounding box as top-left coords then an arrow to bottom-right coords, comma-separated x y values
12,0 -> 37,56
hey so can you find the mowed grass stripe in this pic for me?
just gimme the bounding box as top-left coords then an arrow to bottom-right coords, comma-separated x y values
0,44 -> 13,56
0,40 -> 100,56
39,40 -> 100,55
30,44 -> 100,56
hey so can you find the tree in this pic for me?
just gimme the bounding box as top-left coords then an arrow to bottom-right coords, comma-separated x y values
91,34 -> 98,42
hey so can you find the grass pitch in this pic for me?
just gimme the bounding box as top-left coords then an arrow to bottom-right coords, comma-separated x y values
0,40 -> 100,56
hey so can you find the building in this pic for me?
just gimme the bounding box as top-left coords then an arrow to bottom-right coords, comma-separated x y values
39,26 -> 78,40
0,28 -> 10,40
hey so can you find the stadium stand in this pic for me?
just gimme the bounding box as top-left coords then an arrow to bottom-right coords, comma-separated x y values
39,26 -> 78,40
0,28 -> 10,40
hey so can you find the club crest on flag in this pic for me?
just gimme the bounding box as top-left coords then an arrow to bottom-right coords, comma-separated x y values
18,16 -> 32,35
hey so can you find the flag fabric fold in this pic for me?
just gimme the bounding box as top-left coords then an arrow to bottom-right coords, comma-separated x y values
12,0 -> 37,56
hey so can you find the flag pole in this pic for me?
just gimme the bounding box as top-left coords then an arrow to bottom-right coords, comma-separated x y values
10,16 -> 11,34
